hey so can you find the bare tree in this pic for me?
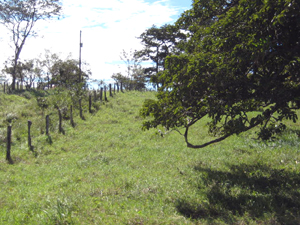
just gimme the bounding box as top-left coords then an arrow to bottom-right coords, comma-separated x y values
0,0 -> 62,90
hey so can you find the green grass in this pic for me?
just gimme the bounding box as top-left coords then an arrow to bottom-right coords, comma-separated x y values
0,90 -> 300,224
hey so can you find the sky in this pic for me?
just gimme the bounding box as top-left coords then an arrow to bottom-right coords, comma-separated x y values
0,0 -> 192,81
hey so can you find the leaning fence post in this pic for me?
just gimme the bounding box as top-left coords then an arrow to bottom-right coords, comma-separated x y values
121,82 -> 123,92
6,125 -> 13,163
28,120 -> 33,150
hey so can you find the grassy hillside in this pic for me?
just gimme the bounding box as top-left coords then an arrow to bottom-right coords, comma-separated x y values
0,90 -> 300,224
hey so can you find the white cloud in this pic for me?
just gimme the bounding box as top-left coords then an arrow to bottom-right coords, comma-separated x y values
0,0 -> 186,80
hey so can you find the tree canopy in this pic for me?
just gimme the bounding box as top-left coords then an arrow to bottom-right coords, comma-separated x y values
135,24 -> 186,89
140,0 -> 300,148
112,49 -> 147,91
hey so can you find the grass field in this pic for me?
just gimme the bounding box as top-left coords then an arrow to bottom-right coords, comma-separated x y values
0,90 -> 299,224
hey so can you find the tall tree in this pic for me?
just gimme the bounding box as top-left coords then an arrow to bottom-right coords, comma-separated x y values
135,24 -> 186,89
0,0 -> 62,90
119,49 -> 147,90
141,0 -> 300,148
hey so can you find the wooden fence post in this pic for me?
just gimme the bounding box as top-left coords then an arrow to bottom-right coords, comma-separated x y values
79,99 -> 85,120
89,95 -> 92,113
121,82 -> 123,93
28,120 -> 33,150
114,83 -> 116,95
109,84 -> 113,97
93,90 -> 97,102
104,86 -> 108,101
46,115 -> 50,136
70,105 -> 75,127
6,126 -> 13,164
3,82 -> 5,93
100,88 -> 103,101
117,83 -> 119,93
47,76 -> 50,90
57,107 -> 64,134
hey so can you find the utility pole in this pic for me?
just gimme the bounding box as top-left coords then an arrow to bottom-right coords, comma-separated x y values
79,30 -> 83,82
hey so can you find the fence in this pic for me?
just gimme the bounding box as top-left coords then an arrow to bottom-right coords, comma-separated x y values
2,82 -> 126,164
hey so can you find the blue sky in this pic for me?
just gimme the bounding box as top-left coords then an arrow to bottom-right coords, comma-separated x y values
0,0 -> 192,80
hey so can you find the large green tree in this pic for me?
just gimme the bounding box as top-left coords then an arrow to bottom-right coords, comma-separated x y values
135,24 -> 186,89
0,0 -> 62,90
50,58 -> 90,88
141,0 -> 300,148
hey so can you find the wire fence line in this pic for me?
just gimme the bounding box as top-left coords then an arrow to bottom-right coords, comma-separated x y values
1,81 -> 127,164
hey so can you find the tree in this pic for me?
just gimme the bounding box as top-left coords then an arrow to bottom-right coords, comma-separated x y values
0,0 -> 62,90
21,59 -> 43,88
141,0 -> 300,148
135,24 -> 186,89
112,72 -> 130,86
50,58 -> 90,88
118,49 -> 147,90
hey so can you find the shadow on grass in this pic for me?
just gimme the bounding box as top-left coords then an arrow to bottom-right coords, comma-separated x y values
176,163 -> 300,224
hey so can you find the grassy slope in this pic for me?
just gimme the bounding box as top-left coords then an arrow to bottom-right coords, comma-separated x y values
0,91 -> 300,224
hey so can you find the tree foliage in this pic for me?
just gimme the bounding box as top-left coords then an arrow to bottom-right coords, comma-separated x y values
49,58 -> 90,88
0,0 -> 62,90
2,58 -> 42,88
2,51 -> 90,90
135,24 -> 186,89
112,49 -> 147,91
141,0 -> 300,148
